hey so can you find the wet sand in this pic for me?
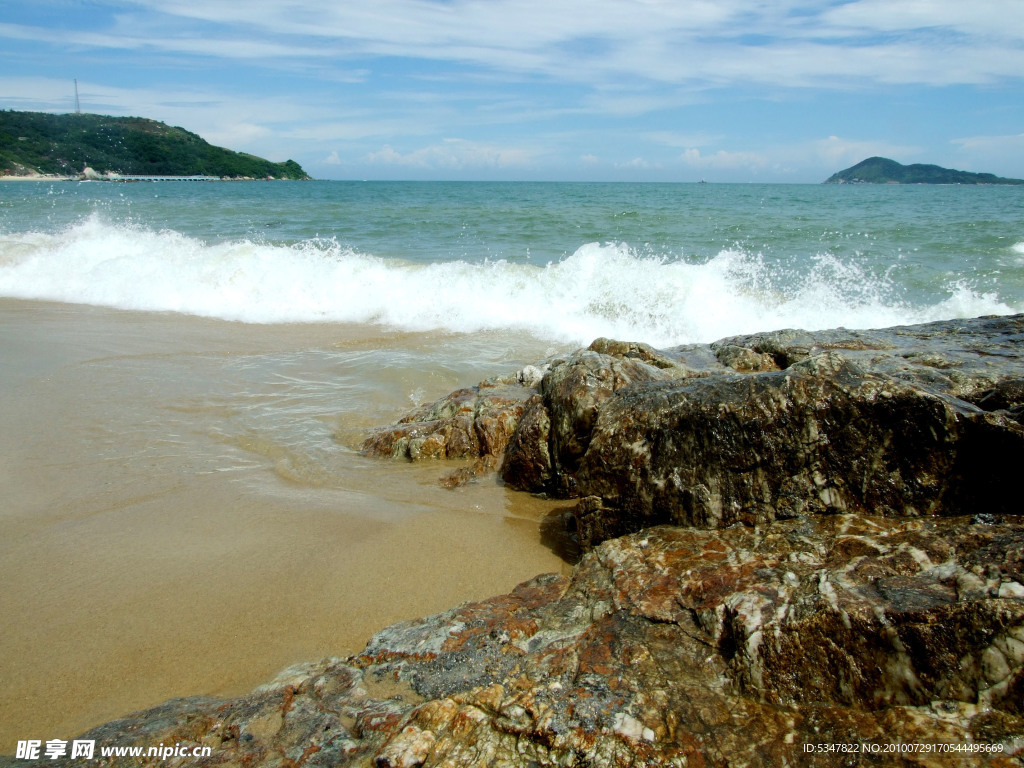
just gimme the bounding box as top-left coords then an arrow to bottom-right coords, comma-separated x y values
0,299 -> 571,751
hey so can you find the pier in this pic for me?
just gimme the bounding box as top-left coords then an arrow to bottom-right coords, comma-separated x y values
87,174 -> 221,182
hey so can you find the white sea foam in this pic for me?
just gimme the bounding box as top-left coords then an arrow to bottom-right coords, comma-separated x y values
0,217 -> 1017,346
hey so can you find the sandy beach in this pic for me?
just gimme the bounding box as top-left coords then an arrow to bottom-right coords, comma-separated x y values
0,299 -> 570,751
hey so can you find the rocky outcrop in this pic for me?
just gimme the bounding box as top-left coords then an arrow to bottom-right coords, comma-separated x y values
362,382 -> 532,463
572,317 -> 1024,548
26,514 -> 1023,767
366,315 -> 1024,550
361,378 -> 538,486
574,348 -> 1024,547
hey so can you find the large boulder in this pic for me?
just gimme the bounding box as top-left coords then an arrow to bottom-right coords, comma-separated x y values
361,382 -> 534,462
362,316 -> 1024,548
361,378 -> 538,486
512,316 -> 1024,549
574,351 -> 1024,547
514,342 -> 685,496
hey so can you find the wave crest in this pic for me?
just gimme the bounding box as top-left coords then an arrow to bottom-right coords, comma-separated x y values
0,217 -> 1017,345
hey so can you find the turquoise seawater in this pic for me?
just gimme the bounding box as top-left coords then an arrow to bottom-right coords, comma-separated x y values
1,180 -> 1022,345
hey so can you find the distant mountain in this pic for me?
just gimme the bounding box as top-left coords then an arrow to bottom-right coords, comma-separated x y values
825,156 -> 1024,185
0,110 -> 310,179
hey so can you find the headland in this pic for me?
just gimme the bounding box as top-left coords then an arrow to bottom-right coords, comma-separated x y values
0,110 -> 310,180
826,156 -> 1024,185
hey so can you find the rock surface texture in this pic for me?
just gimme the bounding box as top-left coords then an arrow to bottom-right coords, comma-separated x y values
23,516 -> 1024,767
11,316 -> 1024,767
367,314 -> 1024,550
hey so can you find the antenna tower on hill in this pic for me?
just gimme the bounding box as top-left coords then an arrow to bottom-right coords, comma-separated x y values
74,79 -> 81,113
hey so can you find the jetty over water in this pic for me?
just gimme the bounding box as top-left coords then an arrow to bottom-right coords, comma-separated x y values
116,175 -> 220,181
84,174 -> 221,182
79,166 -> 283,182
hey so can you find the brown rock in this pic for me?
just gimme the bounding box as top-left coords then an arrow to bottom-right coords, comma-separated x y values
39,515 -> 1023,767
540,346 -> 676,478
498,395 -> 553,492
575,350 -> 1024,546
361,383 -> 533,465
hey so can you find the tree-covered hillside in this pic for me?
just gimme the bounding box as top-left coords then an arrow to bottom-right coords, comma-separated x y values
0,110 -> 310,179
825,156 -> 1023,185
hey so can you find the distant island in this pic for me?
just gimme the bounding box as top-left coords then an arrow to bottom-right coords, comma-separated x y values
825,156 -> 1023,185
0,110 -> 310,180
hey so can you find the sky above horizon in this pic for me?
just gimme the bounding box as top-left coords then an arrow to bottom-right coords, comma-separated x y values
2,1 -> 1023,182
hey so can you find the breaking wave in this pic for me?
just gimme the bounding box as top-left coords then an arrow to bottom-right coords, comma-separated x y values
0,216 -> 1017,346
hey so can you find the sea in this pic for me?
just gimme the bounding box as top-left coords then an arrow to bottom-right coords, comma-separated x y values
1,179 -> 1022,748
4,180 -> 1023,341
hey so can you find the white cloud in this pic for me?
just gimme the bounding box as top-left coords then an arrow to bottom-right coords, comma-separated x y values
204,121 -> 271,148
289,118 -> 434,142
124,0 -> 734,54
951,133 -> 1024,153
680,148 -> 767,170
324,151 -> 341,165
0,21 -> 335,60
9,1 -> 1023,90
365,146 -> 406,165
615,157 -> 658,170
810,135 -> 921,169
821,0 -> 1024,42
949,133 -> 1024,177
580,90 -> 693,117
365,139 -> 537,169
644,131 -> 722,149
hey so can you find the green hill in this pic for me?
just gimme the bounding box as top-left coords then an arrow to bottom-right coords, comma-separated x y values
825,156 -> 1023,185
0,110 -> 310,179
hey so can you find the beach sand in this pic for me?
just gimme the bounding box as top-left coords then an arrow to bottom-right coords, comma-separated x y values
0,299 -> 571,751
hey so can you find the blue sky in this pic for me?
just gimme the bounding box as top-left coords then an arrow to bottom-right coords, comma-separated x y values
2,0 -> 1023,182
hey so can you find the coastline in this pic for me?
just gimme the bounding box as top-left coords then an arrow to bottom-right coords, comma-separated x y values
3,176 -> 1023,764
0,299 -> 570,753
0,174 -> 77,181
10,312 -> 1021,766
0,174 -> 304,182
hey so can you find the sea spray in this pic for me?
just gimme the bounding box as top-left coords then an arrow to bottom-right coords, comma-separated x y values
0,216 -> 1018,347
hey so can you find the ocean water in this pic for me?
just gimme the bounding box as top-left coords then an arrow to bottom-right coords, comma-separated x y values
0,179 -> 1022,748
3,180 -> 1022,344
